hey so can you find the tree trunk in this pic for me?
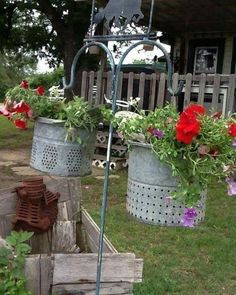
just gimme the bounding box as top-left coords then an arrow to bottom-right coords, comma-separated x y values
63,36 -> 77,100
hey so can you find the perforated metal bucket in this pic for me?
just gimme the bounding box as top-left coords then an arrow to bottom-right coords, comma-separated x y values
30,118 -> 96,177
127,142 -> 206,226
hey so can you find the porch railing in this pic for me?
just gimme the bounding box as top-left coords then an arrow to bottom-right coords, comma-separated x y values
77,71 -> 236,115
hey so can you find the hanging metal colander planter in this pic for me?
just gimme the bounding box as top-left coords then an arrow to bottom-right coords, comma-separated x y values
30,117 -> 97,177
126,141 -> 206,226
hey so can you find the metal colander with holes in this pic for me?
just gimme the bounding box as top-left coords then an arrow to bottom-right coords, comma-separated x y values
30,117 -> 97,177
126,142 -> 206,226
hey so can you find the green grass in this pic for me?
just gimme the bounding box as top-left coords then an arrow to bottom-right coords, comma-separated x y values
82,171 -> 236,295
0,116 -> 33,149
1,119 -> 236,294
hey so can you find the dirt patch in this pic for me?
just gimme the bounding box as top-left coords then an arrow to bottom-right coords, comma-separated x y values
0,148 -> 35,189
0,147 -> 106,190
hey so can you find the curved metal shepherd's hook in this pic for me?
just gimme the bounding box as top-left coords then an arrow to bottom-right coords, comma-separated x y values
63,39 -> 183,295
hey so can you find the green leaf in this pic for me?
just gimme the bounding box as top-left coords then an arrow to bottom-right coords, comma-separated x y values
76,137 -> 82,144
5,235 -> 17,246
16,243 -> 31,254
18,231 -> 34,243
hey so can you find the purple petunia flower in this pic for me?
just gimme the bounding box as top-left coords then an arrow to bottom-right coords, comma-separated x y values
180,207 -> 198,227
232,140 -> 236,148
152,128 -> 164,139
226,178 -> 236,196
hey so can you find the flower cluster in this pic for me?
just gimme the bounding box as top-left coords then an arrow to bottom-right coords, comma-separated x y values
1,80 -> 103,142
108,102 -> 236,225
0,80 -> 45,129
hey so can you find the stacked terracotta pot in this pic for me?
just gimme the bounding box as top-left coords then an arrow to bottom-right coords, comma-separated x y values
13,178 -> 60,233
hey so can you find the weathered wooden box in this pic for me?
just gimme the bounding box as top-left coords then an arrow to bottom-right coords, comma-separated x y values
0,178 -> 143,295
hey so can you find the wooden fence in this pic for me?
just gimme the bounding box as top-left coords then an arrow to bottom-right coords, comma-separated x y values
78,71 -> 236,115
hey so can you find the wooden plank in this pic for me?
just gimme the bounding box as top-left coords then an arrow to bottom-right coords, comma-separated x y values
171,73 -> 179,107
67,177 -> 81,221
179,74 -> 232,83
53,253 -> 137,285
106,71 -> 112,100
45,178 -> 70,203
127,72 -> 134,100
65,200 -> 73,220
0,188 -> 17,216
95,143 -> 127,151
81,71 -> 88,100
40,254 -> 53,295
134,258 -> 143,283
81,208 -> 118,253
226,74 -> 236,115
88,71 -> 95,105
198,73 -> 207,105
138,72 -> 146,109
29,231 -> 52,254
52,282 -> 133,295
117,72 -> 124,101
25,254 -> 41,295
57,201 -> 69,221
212,74 -> 221,111
52,221 -> 77,252
0,216 -> 7,238
149,73 -> 157,110
0,214 -> 14,238
157,73 -> 166,107
184,73 -> 193,108
96,70 -> 103,105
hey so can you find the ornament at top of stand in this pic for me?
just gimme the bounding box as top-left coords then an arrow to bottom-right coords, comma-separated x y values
86,0 -> 155,41
94,0 -> 144,33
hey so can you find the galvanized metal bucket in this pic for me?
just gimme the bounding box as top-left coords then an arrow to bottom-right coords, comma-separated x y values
30,117 -> 97,177
127,142 -> 206,226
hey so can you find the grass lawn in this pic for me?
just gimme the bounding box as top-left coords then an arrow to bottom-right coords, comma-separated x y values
82,172 -> 236,295
0,116 -> 34,149
1,117 -> 236,294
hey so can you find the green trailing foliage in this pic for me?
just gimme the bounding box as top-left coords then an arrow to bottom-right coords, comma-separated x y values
5,83 -> 103,143
0,231 -> 34,295
103,101 -> 236,207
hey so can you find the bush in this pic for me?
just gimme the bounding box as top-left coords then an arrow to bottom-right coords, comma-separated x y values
27,67 -> 64,90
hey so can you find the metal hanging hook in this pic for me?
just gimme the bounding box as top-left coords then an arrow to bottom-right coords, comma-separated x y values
62,38 -> 184,295
113,39 -> 184,99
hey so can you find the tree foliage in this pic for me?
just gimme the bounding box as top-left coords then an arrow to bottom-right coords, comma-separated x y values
0,0 -> 92,82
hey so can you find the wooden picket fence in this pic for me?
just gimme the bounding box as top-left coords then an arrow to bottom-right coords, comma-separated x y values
78,71 -> 236,115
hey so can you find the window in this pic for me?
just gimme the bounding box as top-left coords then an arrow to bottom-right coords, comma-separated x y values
194,47 -> 218,74
187,38 -> 225,74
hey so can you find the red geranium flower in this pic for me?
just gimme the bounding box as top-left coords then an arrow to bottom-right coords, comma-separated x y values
14,119 -> 27,129
20,80 -> 29,89
36,85 -> 45,96
184,104 -> 206,116
228,123 -> 236,137
13,101 -> 31,114
176,112 -> 200,144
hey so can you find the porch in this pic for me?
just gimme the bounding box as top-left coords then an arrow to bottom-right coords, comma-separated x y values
77,71 -> 236,115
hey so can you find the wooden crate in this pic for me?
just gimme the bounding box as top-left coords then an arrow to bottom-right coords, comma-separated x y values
0,177 -> 143,295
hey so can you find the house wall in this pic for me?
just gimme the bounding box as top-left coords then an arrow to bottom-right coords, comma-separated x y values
173,33 -> 235,74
